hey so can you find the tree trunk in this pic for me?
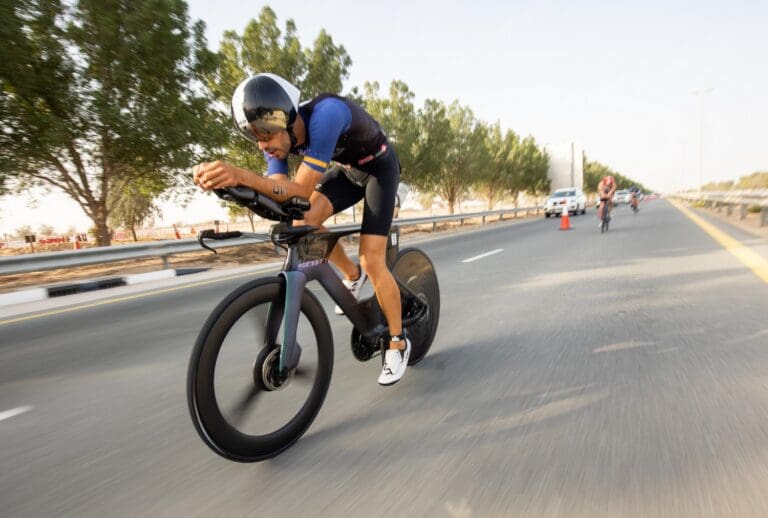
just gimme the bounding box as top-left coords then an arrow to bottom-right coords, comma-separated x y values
94,215 -> 111,246
130,225 -> 138,242
247,213 -> 255,232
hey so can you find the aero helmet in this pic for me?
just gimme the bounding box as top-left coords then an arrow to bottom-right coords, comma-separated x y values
231,73 -> 301,143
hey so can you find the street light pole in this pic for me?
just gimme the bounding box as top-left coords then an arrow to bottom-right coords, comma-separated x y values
692,88 -> 714,190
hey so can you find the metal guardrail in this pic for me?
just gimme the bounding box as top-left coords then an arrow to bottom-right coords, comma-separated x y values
0,206 -> 542,276
672,191 -> 768,226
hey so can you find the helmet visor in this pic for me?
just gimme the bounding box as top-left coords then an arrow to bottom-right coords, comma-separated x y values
247,118 -> 288,141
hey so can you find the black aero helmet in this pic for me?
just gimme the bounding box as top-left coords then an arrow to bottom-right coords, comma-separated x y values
231,73 -> 301,143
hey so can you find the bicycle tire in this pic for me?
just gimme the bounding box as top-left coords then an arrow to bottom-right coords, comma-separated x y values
187,277 -> 333,462
391,248 -> 440,365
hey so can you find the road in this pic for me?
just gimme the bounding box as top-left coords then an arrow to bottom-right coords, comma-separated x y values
2,199 -> 768,517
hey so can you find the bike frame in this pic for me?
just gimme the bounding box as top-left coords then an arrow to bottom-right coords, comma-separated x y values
202,187 -> 424,378
267,224 -> 420,375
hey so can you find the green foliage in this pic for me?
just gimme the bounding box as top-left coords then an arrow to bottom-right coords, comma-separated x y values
108,175 -> 164,241
0,0 -> 223,245
735,172 -> 768,190
359,80 -> 419,181
583,156 -> 647,193
223,200 -> 256,231
701,180 -> 735,191
513,136 -> 550,196
412,100 -> 486,214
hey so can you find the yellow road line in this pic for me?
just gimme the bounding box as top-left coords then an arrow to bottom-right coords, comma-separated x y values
0,270 -> 262,326
670,199 -> 768,284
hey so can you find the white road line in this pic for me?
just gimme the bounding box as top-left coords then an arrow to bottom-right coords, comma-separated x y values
0,405 -> 33,422
461,249 -> 504,263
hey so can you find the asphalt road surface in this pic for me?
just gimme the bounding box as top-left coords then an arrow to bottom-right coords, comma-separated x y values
2,199 -> 768,517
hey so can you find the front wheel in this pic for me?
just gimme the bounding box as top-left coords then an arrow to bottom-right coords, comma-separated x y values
187,277 -> 334,462
392,248 -> 440,365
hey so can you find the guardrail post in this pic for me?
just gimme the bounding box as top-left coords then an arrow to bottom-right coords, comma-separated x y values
432,221 -> 437,232
482,215 -> 486,224
726,204 -> 732,216
499,212 -> 503,221
460,218 -> 464,226
740,204 -> 747,220
162,255 -> 170,269
762,207 -> 768,227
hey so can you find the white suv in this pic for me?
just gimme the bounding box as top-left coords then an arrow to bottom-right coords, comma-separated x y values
544,188 -> 587,218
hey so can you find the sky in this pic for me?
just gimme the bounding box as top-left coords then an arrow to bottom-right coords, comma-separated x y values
2,0 -> 767,236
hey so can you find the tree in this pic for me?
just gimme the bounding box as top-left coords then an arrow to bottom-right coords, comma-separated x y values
360,80 -> 419,183
583,155 -> 648,193
516,136 -> 550,198
37,224 -> 55,236
476,123 -> 519,210
223,201 -> 256,231
414,100 -> 484,214
108,176 -> 163,241
0,0 -> 223,246
14,225 -> 33,240
207,6 -> 351,174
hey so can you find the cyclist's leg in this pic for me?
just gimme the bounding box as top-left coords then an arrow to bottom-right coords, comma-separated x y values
312,166 -> 366,280
357,150 -> 403,348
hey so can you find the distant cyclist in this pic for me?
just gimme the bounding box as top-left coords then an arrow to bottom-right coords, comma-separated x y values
192,73 -> 410,386
596,175 -> 617,224
629,185 -> 640,212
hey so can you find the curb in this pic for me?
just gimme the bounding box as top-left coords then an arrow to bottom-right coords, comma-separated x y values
0,268 -> 211,308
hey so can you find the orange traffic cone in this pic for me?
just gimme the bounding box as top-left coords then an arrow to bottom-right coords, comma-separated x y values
173,224 -> 181,240
559,205 -> 572,230
73,237 -> 81,250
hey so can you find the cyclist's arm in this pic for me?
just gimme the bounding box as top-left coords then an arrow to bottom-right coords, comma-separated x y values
193,160 -> 319,202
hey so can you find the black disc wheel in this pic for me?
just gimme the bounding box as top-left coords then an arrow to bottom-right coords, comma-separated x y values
187,277 -> 333,462
392,248 -> 440,365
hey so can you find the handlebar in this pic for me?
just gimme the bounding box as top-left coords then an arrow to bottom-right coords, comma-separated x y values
214,187 -> 311,222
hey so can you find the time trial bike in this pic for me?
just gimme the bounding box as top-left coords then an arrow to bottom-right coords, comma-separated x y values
187,186 -> 440,462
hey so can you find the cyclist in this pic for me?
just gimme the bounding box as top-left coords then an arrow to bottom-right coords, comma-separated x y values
596,175 -> 616,225
629,185 -> 640,212
192,73 -> 410,386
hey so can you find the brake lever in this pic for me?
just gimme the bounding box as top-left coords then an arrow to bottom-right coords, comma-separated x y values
197,229 -> 244,255
198,229 -> 218,254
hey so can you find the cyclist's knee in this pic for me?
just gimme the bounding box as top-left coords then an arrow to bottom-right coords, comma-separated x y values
359,251 -> 387,279
302,206 -> 332,226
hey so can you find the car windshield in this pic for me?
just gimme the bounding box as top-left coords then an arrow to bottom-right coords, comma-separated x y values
552,191 -> 575,198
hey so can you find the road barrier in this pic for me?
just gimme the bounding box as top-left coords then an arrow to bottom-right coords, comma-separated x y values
0,206 -> 542,276
672,191 -> 768,227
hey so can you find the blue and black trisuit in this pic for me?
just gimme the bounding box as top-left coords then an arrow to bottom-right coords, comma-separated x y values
265,94 -> 400,236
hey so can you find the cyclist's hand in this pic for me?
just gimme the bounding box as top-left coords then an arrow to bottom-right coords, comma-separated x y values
193,160 -> 242,191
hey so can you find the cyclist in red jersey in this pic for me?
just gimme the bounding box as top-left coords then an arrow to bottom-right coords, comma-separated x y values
597,175 -> 617,223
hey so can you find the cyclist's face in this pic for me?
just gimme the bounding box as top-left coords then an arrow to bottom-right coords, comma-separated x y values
255,130 -> 291,160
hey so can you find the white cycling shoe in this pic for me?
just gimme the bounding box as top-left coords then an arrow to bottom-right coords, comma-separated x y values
378,338 -> 411,386
334,266 -> 367,315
